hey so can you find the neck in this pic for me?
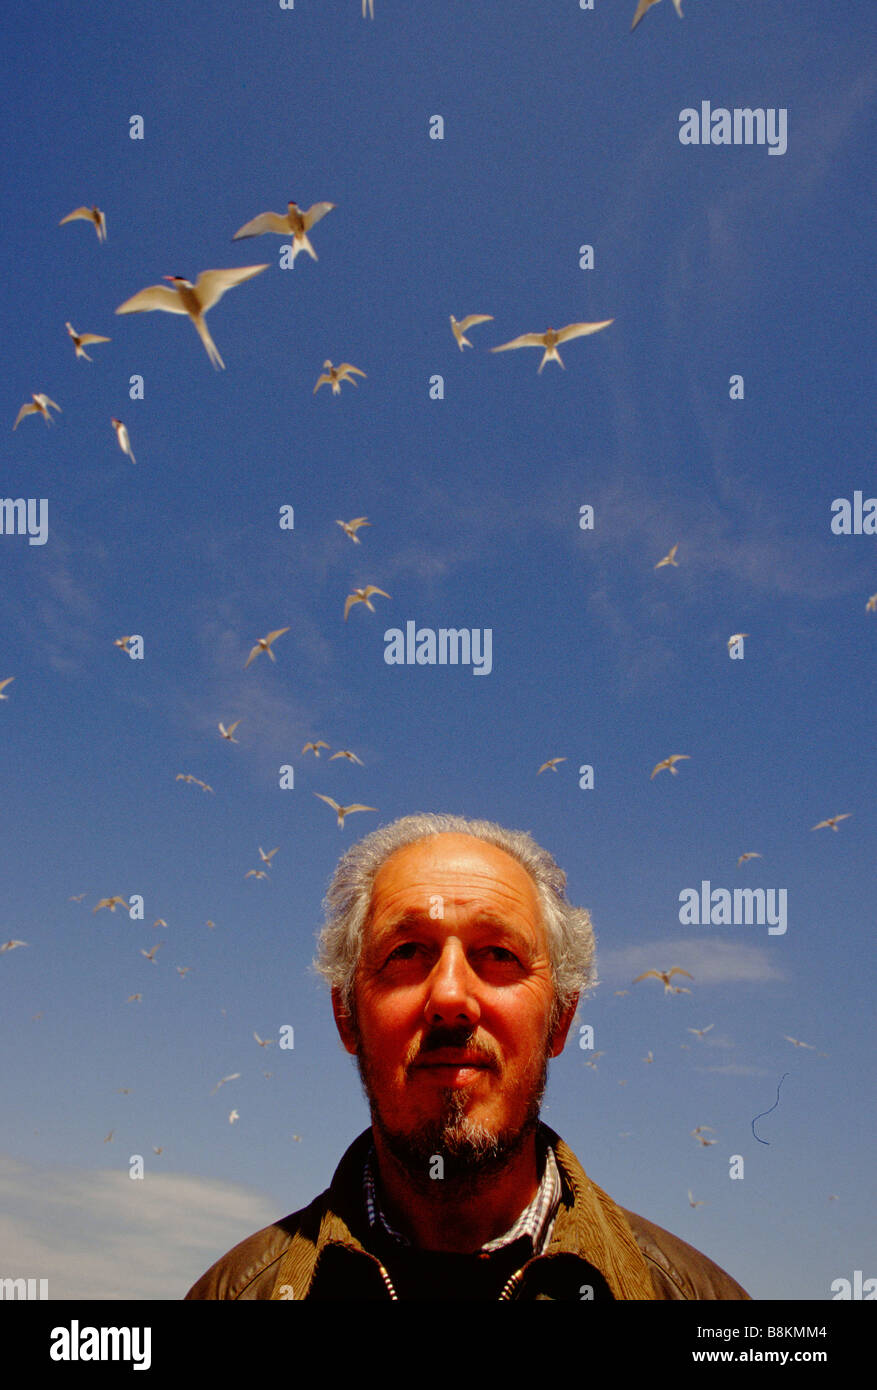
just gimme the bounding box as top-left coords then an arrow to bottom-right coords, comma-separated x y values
370,1126 -> 542,1252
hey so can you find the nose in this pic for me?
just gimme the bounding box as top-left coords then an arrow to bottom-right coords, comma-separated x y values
423,938 -> 481,1027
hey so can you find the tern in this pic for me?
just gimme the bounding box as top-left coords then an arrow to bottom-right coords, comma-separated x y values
651,754 -> 689,779
314,361 -> 366,396
254,1032 -> 273,1048
737,852 -> 762,867
210,1073 -> 240,1095
450,314 -> 494,350
115,265 -> 269,370
727,632 -> 749,649
687,1025 -> 714,1039
314,793 -> 377,828
330,749 -> 364,765
631,0 -> 684,31
258,847 -> 278,865
94,897 -> 127,913
127,994 -> 142,1003
69,893 -> 86,901
0,940 -> 27,953
537,757 -> 566,774
60,205 -> 106,241
175,774 -> 213,792
655,544 -> 679,569
111,417 -> 135,464
140,944 -> 162,963
633,967 -> 693,994
219,721 -> 241,742
783,1036 -> 815,1050
229,1109 -> 240,1124
233,200 -> 335,263
303,741 -> 330,757
867,594 -> 877,613
65,322 -> 110,361
245,627 -> 290,668
13,393 -> 61,429
0,678 -> 14,700
687,1191 -> 705,1208
491,320 -> 613,373
344,586 -> 390,620
245,869 -> 269,881
812,814 -> 852,832
336,517 -> 371,543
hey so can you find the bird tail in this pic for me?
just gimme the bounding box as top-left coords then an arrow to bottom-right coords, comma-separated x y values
193,314 -> 225,370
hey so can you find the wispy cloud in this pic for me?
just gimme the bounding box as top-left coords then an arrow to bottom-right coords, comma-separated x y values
597,939 -> 785,988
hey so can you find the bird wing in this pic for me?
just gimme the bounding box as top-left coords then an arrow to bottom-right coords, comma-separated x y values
633,971 -> 661,983
35,395 -> 61,411
556,320 -> 614,342
668,968 -> 693,980
193,265 -> 269,312
244,644 -> 261,668
348,517 -> 370,529
315,793 -> 341,813
116,285 -> 189,315
302,201 -> 336,230
78,334 -> 111,346
314,375 -> 332,394
631,0 -> 659,30
343,594 -> 360,620
232,212 -> 291,239
12,403 -> 36,429
341,805 -> 377,815
227,720 -> 241,735
363,587 -> 390,600
59,207 -> 92,225
491,333 -> 545,352
265,627 -> 290,645
458,314 -> 494,332
337,364 -> 366,379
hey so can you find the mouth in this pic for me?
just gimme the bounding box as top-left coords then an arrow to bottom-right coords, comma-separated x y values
411,1051 -> 496,1077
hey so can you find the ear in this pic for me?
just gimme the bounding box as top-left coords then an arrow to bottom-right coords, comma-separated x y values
548,995 -> 579,1057
332,986 -> 359,1055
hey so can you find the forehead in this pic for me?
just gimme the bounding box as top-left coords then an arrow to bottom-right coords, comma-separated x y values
367,833 -> 544,933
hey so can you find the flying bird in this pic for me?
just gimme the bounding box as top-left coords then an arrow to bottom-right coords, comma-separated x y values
175,774 -> 213,792
655,544 -> 679,569
727,633 -> 749,649
688,1025 -> 714,1039
450,314 -> 494,350
228,1109 -> 240,1125
254,1032 -> 273,1048
233,200 -> 335,263
258,847 -> 278,866
94,897 -> 127,913
126,994 -> 142,1003
583,1051 -> 605,1071
537,757 -> 566,775
330,749 -> 364,765
104,1130 -> 114,1143
737,852 -> 762,867
336,517 -> 371,543
65,322 -> 110,361
643,1050 -> 654,1064
153,920 -> 167,929
69,893 -> 86,901
60,205 -> 106,241
783,1036 -> 815,1050
0,678 -> 13,700
245,627 -> 290,668
633,967 -> 693,994
153,1147 -> 164,1155
140,944 -> 163,964
210,1073 -> 240,1095
691,1127 -> 716,1147
867,594 -> 877,613
115,265 -> 269,370
314,794 -> 378,828
13,393 -> 61,429
344,586 -> 390,620
303,741 -> 330,757
0,940 -> 27,953
490,320 -> 613,373
687,1190 -> 705,1209
314,361 -> 366,396
245,869 -> 269,881
114,636 -> 134,653
811,814 -> 852,832
651,754 -> 689,779
176,966 -> 192,978
111,417 -> 135,464
631,0 -> 684,31
219,721 -> 241,742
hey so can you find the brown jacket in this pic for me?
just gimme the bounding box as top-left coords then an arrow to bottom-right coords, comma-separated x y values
185,1126 -> 750,1301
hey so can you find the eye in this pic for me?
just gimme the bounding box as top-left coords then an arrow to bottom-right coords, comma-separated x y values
385,941 -> 422,963
481,946 -> 522,967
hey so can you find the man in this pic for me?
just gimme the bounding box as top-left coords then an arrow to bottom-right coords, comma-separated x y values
185,813 -> 749,1300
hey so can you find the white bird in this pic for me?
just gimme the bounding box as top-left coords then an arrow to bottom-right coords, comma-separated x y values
867,594 -> 877,613
336,517 -> 371,543
344,586 -> 390,620
245,627 -> 290,668
655,544 -> 679,569
60,205 -> 106,241
219,721 -> 241,742
303,741 -> 330,757
330,749 -> 364,765
94,896 -> 127,913
783,1035 -> 815,1050
631,0 -> 684,32
727,633 -> 749,649
737,852 -> 762,867
228,1109 -> 240,1125
0,678 -> 14,700
233,200 -> 335,263
687,1025 -> 714,1039
691,1130 -> 716,1147
104,1130 -> 114,1143
651,754 -> 689,779
812,814 -> 852,832
13,393 -> 61,429
254,1032 -> 273,1048
153,1147 -> 164,1155
583,1051 -> 605,1071
314,360 -> 366,396
258,847 -> 278,866
176,966 -> 192,978
633,967 -> 693,994
126,994 -> 142,1003
111,417 -> 135,464
210,1073 -> 240,1095
537,757 -> 566,775
314,793 -> 378,828
0,940 -> 27,953
140,943 -> 163,963
450,314 -> 494,350
687,1190 -> 705,1208
176,773 -> 213,792
491,320 -> 613,373
245,869 -> 269,881
643,1050 -> 654,1064
65,322 -> 110,361
115,265 -> 269,370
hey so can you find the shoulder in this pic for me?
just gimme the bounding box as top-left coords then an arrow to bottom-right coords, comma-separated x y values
620,1207 -> 751,1300
184,1192 -> 326,1300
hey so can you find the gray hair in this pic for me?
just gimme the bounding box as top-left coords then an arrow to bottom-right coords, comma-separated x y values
315,813 -> 597,1023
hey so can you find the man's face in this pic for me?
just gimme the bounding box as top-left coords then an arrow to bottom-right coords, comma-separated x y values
332,834 -> 577,1177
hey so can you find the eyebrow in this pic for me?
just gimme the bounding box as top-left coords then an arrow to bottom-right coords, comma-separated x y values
372,909 -> 534,949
